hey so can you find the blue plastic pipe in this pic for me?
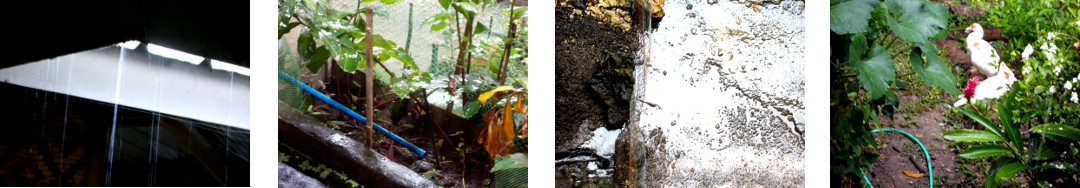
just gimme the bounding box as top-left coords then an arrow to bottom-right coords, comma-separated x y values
279,70 -> 426,157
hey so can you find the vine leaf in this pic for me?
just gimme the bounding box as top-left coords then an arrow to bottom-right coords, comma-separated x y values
910,43 -> 958,95
830,0 -> 879,34
883,0 -> 949,44
854,45 -> 895,100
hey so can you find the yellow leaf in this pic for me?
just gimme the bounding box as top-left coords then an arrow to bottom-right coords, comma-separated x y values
902,170 -> 924,178
478,86 -> 516,104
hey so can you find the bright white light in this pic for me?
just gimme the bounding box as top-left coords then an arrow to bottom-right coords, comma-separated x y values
118,40 -> 140,50
147,43 -> 203,65
211,59 -> 250,76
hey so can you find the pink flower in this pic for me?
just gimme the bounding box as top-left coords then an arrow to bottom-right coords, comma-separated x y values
964,77 -> 980,103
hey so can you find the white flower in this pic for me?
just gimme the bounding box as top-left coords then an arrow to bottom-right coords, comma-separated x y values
1023,66 -> 1031,75
1067,80 -> 1073,89
1041,42 -> 1049,51
1077,20 -> 1080,28
1048,32 -> 1057,40
1054,66 -> 1062,76
1051,86 -> 1057,94
1073,92 -> 1079,103
1022,44 -> 1034,60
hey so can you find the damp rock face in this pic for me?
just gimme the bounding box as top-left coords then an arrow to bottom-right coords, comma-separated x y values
616,0 -> 805,187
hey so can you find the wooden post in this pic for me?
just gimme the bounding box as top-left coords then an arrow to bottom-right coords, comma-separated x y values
364,7 -> 375,148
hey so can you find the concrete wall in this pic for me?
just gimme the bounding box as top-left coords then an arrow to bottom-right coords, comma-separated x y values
0,45 -> 250,129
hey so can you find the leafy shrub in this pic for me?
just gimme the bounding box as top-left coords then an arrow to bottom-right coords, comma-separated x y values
830,0 -> 955,184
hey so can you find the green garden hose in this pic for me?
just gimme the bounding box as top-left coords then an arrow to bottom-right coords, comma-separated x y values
860,128 -> 933,188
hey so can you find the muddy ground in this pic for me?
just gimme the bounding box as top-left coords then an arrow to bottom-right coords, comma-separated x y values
867,95 -> 962,187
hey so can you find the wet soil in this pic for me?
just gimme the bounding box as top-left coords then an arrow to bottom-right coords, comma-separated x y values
554,5 -> 641,152
868,95 -> 961,187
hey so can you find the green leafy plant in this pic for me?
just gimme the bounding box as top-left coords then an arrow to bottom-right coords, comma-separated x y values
279,0 -> 417,74
830,0 -> 955,184
945,89 -> 1080,187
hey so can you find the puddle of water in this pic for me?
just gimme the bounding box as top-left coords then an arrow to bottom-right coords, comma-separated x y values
630,0 -> 804,186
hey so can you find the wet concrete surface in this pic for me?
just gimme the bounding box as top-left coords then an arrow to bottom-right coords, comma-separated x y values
619,0 -> 805,186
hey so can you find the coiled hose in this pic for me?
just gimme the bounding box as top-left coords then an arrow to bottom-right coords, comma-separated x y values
279,70 -> 426,156
860,128 -> 933,188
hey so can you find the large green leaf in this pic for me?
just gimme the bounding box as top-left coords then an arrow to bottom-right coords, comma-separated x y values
390,47 -> 418,70
475,22 -> 489,35
854,45 -> 895,100
1030,123 -> 1080,141
997,94 -> 1022,153
943,129 -> 1005,142
830,0 -> 879,34
462,100 -> 482,118
379,0 -> 400,4
512,6 -> 528,20
339,51 -> 362,73
430,22 -> 448,31
298,28 -> 316,60
910,43 -> 958,95
956,107 -> 1003,138
279,22 -> 300,39
326,9 -> 355,19
490,153 -> 527,172
993,162 -> 1027,182
439,0 -> 452,10
958,144 -> 1012,159
883,0 -> 948,44
305,47 -> 331,73
847,34 -> 868,67
985,157 -> 1018,188
453,2 -> 480,19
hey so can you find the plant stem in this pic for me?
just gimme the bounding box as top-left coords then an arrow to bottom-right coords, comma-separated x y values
365,6 -> 376,149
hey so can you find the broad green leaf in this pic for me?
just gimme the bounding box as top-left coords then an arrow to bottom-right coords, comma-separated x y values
1030,141 -> 1064,160
986,157 -> 1018,188
490,153 -> 528,172
944,129 -> 1005,142
431,22 -> 448,31
958,144 -> 1012,159
1030,123 -> 1080,141
475,22 -> 489,35
997,95 -> 1022,153
298,28 -> 316,60
390,47 -> 418,70
829,0 -> 879,34
910,43 -> 958,95
512,7 -> 528,20
326,9 -> 355,19
305,47 -> 331,73
439,0 -> 452,10
339,52 -> 362,73
479,86 -> 516,104
352,16 -> 367,33
453,2 -> 480,19
379,0 -> 400,4
956,107 -> 1003,138
462,101 -> 482,118
279,22 -> 300,39
854,45 -> 894,100
994,162 -> 1027,181
847,34 -> 867,67
883,0 -> 948,44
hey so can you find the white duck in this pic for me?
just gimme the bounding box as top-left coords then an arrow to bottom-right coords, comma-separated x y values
965,23 -> 1002,78
953,66 -> 1017,107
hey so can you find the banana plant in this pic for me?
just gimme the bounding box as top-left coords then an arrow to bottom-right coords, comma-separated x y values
945,89 -> 1080,187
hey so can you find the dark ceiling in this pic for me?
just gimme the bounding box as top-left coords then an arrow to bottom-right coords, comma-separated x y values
4,0 -> 249,70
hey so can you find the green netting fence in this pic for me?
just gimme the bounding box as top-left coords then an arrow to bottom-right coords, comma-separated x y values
279,0 -> 527,187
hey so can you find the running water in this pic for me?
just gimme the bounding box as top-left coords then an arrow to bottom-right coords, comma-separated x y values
106,47 -> 126,186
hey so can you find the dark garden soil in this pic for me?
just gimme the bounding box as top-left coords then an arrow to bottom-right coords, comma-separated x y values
866,95 -> 961,187
554,2 -> 641,152
286,63 -> 494,188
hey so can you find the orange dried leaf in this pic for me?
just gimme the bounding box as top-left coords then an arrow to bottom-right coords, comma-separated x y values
902,170 -> 924,178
